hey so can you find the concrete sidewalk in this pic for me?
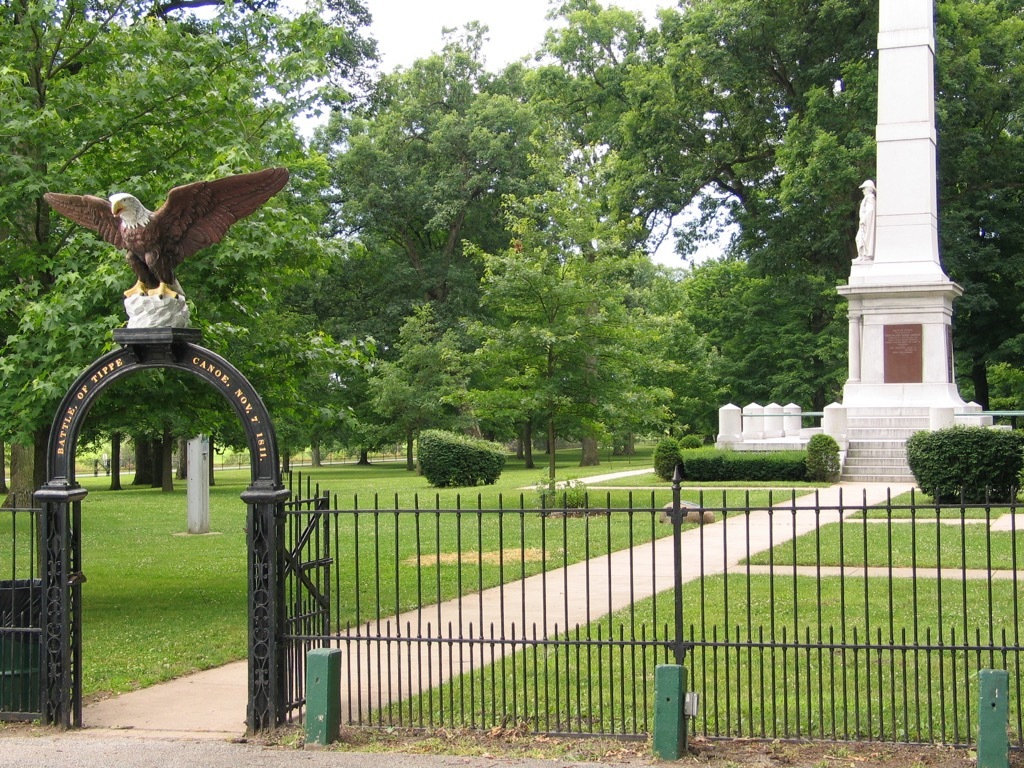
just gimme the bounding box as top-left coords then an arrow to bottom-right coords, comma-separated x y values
81,480 -> 912,739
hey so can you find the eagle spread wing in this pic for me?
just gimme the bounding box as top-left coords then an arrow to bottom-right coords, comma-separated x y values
155,167 -> 291,265
41,193 -> 127,250
43,167 -> 289,299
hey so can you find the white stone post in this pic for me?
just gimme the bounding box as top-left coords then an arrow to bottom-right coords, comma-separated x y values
763,403 -> 783,439
187,435 -> 210,534
823,403 -> 848,447
783,403 -> 803,438
929,407 -> 954,431
717,404 -> 742,447
957,401 -> 993,427
741,403 -> 765,442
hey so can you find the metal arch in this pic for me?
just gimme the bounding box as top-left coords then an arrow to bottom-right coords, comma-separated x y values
35,327 -> 290,732
44,328 -> 281,486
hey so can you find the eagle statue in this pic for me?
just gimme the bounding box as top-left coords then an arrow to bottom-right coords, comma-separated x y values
43,167 -> 290,298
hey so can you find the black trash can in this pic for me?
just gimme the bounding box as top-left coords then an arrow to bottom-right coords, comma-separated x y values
0,579 -> 42,715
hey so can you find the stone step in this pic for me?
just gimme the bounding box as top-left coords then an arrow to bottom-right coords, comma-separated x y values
847,440 -> 910,451
846,417 -> 930,428
841,472 -> 917,483
848,428 -> 924,439
846,449 -> 909,460
842,456 -> 913,468
844,407 -> 931,417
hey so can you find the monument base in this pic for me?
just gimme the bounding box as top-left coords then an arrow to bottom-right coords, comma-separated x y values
840,382 -> 967,410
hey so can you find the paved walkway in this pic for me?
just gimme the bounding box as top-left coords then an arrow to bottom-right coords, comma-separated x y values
82,478 -> 913,739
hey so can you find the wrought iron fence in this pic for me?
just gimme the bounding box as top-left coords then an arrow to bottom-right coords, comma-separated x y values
0,497 -> 43,721
281,480 -> 1024,747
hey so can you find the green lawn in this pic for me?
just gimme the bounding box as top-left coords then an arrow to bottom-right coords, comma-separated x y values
43,446 -> 699,696
748,520 -> 1024,570
383,572 -> 1022,743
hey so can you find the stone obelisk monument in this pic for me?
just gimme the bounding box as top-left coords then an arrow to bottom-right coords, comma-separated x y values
831,0 -> 986,482
837,0 -> 966,410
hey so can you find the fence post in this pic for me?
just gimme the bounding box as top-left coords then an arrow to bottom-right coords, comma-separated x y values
651,465 -> 689,759
305,648 -> 342,746
671,464 -> 685,667
653,664 -> 688,760
978,669 -> 1009,768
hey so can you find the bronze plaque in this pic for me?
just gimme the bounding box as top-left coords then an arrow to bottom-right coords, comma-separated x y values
884,324 -> 923,383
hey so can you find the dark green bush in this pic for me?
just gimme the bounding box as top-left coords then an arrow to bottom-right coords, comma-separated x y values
653,437 -> 682,481
905,426 -> 1024,503
805,434 -> 841,482
678,434 -> 704,450
683,448 -> 808,482
418,430 -> 506,488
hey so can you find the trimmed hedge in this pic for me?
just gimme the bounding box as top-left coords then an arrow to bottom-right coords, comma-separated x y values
683,448 -> 808,482
905,426 -> 1024,503
418,430 -> 507,488
653,437 -> 682,481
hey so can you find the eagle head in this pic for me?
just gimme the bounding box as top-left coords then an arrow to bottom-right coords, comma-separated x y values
109,193 -> 152,229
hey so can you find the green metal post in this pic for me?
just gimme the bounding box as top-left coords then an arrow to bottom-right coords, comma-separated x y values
305,648 -> 341,746
652,664 -> 687,760
978,669 -> 1009,768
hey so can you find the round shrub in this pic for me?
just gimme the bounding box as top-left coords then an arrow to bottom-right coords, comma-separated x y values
678,434 -> 704,450
653,437 -> 683,481
906,426 -> 1024,503
418,430 -> 507,488
805,434 -> 841,482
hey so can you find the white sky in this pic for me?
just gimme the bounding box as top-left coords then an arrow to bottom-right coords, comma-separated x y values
366,0 -> 671,73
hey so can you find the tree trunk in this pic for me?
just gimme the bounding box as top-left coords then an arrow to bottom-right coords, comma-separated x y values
160,428 -> 174,492
406,431 -> 415,471
6,429 -> 47,508
133,436 -> 153,486
580,436 -> 600,467
971,359 -> 990,411
612,434 -> 635,456
0,439 -> 7,494
522,422 -> 535,470
547,418 -> 556,483
150,438 -> 162,488
311,441 -> 322,467
109,432 -> 122,491
281,452 -> 291,474
357,449 -> 371,466
176,436 -> 188,479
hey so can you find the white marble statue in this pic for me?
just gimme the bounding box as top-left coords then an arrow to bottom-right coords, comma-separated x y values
854,179 -> 876,262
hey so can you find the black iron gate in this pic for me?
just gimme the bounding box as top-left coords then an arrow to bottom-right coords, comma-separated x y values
28,327 -> 290,731
0,500 -> 45,722
281,484 -> 333,720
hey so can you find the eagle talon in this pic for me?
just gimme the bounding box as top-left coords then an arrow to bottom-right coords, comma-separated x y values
147,282 -> 178,299
123,281 -> 147,298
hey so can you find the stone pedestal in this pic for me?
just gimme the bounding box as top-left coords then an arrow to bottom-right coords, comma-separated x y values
838,278 -> 965,409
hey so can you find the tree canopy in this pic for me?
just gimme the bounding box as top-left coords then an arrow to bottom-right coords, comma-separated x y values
5,0 -> 1024,493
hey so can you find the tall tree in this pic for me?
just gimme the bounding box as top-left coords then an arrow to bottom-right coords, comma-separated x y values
471,162 -> 671,480
934,0 -> 1024,406
370,304 -> 466,470
0,0 -> 373,501
320,25 -> 540,327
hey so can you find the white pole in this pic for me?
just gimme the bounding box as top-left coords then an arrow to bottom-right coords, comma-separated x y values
186,435 -> 210,534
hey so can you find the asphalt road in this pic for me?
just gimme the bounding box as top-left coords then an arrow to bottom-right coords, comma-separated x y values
0,733 -> 647,768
